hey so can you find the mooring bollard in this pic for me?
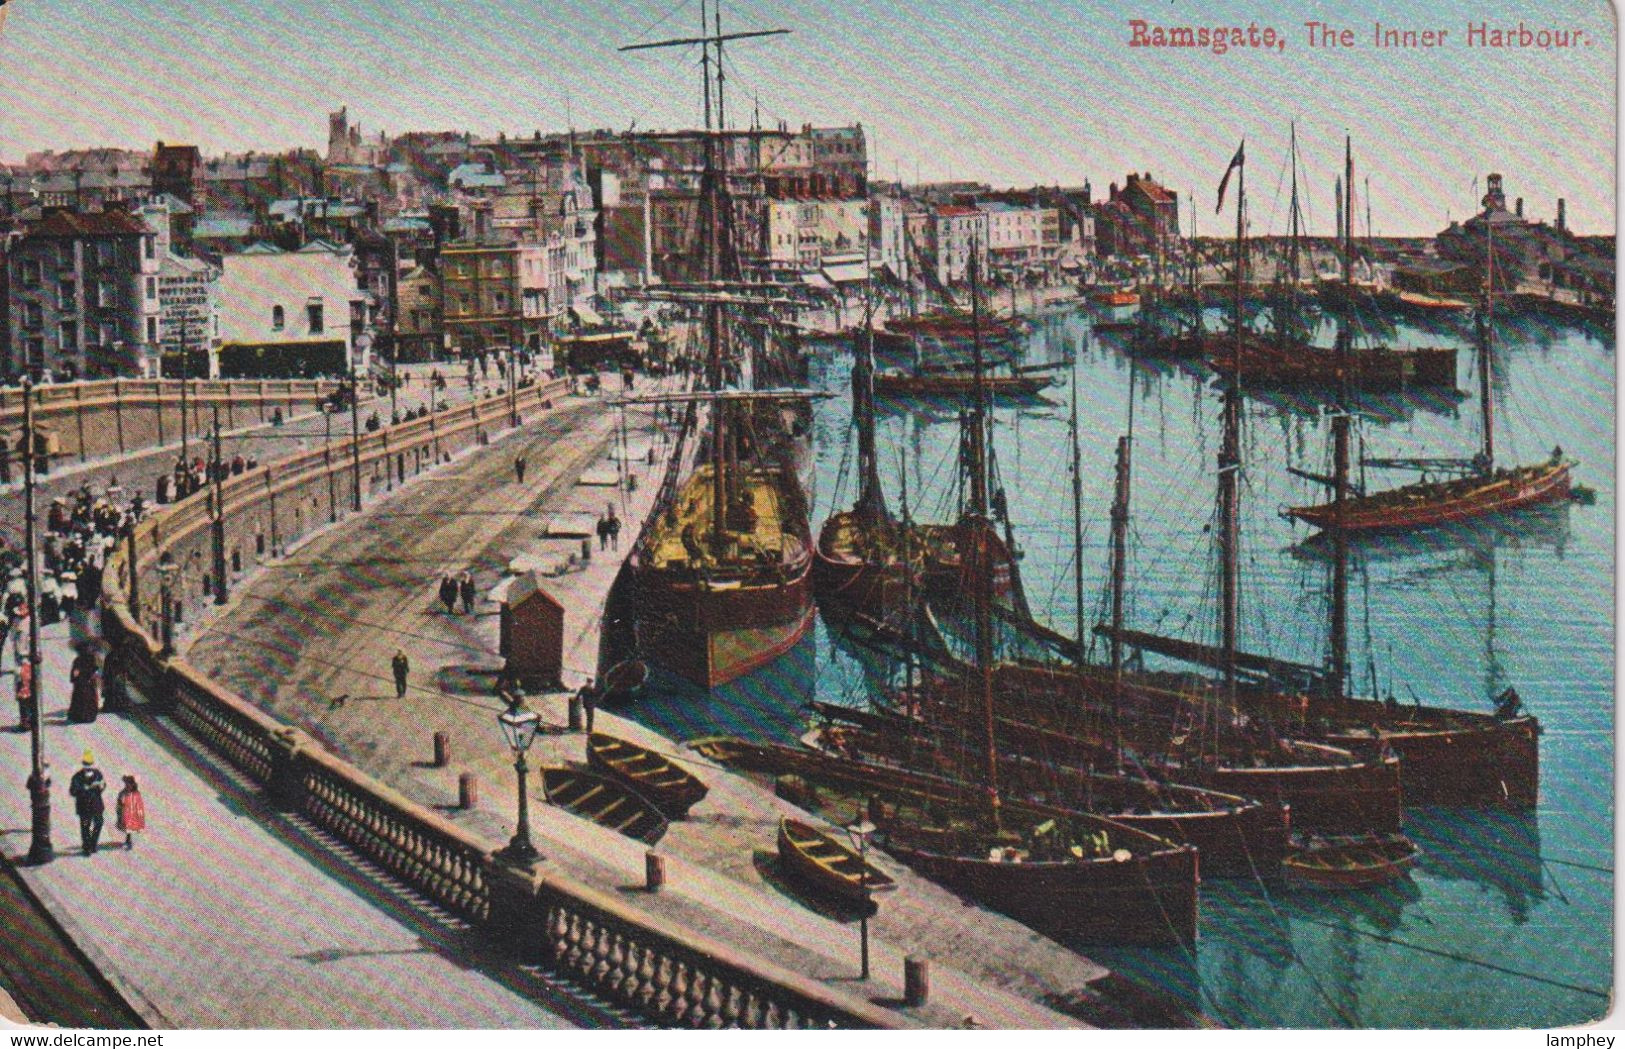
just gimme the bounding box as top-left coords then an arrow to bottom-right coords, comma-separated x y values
433,731 -> 450,768
459,772 -> 478,810
904,956 -> 930,1006
646,851 -> 665,892
580,538 -> 592,563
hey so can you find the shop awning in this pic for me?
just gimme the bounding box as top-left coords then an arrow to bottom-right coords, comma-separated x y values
802,271 -> 834,290
570,304 -> 605,327
821,261 -> 871,284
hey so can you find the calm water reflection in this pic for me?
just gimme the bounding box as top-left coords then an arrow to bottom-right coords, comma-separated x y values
614,302 -> 1613,1028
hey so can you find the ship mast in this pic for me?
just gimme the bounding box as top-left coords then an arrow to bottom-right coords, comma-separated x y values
1327,134 -> 1354,702
1479,210 -> 1497,473
968,246 -> 1000,831
619,8 -> 790,548
853,189 -> 886,522
1219,145 -> 1246,696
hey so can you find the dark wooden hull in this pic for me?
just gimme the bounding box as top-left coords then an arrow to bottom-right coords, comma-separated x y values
1321,701 -> 1539,807
812,512 -> 1017,621
689,736 -> 1199,946
630,465 -> 816,689
541,766 -> 669,844
1287,461 -> 1572,533
777,817 -> 896,906
586,733 -> 710,819
873,372 -> 1051,398
1207,342 -> 1458,390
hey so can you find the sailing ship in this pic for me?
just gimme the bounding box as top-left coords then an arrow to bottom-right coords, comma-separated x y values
1286,168 -> 1574,533
1122,139 -> 1543,808
620,8 -> 817,688
1208,138 -> 1458,390
814,248 -> 1021,623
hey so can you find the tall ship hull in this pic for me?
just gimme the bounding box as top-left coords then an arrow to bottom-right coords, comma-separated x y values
631,462 -> 815,689
1287,461 -> 1572,532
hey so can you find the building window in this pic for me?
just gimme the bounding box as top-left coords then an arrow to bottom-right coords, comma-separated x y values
57,282 -> 75,310
97,280 -> 114,308
19,259 -> 42,287
59,320 -> 77,350
272,305 -> 285,331
99,322 -> 116,347
22,302 -> 42,329
145,277 -> 156,301
144,236 -> 155,260
97,242 -> 113,266
146,317 -> 157,343
25,337 -> 44,365
58,242 -> 74,268
307,302 -> 324,333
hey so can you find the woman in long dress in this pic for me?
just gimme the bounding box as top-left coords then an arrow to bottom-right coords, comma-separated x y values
67,647 -> 100,724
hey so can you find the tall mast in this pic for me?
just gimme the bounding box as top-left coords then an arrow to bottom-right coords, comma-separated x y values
1219,147 -> 1245,693
853,189 -> 885,522
1328,134 -> 1354,701
1480,214 -> 1496,471
968,247 -> 1000,831
1288,121 -> 1302,284
1108,431 -> 1131,769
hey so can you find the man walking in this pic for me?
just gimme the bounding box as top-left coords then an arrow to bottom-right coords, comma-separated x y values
514,455 -> 527,484
391,649 -> 410,699
69,751 -> 106,856
458,572 -> 476,615
439,573 -> 458,614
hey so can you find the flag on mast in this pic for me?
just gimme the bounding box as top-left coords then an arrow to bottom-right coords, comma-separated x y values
1215,141 -> 1245,214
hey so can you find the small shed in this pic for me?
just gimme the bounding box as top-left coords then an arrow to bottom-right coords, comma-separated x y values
496,572 -> 564,688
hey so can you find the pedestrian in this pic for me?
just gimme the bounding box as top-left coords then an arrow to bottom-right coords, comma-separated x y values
458,572 -> 476,615
67,646 -> 100,724
579,678 -> 598,734
391,649 -> 410,699
607,512 -> 621,551
115,775 -> 145,850
14,657 -> 33,732
439,573 -> 458,615
597,514 -> 610,552
69,751 -> 106,856
514,455 -> 527,484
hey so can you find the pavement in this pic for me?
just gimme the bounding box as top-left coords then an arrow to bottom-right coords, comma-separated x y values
0,378 -> 632,1030
183,379 -> 1101,1029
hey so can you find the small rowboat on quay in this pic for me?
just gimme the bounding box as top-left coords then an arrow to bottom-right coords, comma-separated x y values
1283,833 -> 1421,890
541,766 -> 670,844
777,817 -> 897,907
586,732 -> 710,819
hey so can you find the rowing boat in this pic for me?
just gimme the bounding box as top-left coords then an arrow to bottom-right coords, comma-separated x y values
586,733 -> 710,819
541,766 -> 669,843
1284,833 -> 1420,889
777,817 -> 897,906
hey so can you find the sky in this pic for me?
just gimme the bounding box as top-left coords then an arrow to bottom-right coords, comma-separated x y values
0,0 -> 1615,235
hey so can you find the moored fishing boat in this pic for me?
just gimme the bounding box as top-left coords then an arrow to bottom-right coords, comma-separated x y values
873,369 -> 1052,398
586,732 -> 710,819
689,735 -> 1200,946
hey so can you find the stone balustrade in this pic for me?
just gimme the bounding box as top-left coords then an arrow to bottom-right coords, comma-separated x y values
95,382 -> 906,1030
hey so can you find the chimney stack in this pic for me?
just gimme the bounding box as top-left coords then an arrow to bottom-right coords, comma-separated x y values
1515,197 -> 1524,218
1556,198 -> 1567,231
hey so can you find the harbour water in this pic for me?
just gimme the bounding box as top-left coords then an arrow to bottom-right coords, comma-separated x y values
617,302 -> 1613,1028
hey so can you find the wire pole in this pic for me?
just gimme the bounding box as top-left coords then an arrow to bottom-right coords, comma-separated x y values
23,379 -> 53,865
349,349 -> 363,513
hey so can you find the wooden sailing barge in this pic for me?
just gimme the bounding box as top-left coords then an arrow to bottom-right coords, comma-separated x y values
620,18 -> 817,688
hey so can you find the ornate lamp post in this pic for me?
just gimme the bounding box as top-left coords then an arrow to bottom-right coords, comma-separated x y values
157,557 -> 179,658
22,378 -> 52,865
348,331 -> 371,513
844,817 -> 877,980
497,694 -> 542,864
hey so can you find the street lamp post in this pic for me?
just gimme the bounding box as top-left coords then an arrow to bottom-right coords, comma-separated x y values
348,332 -> 369,513
845,817 -> 877,980
496,694 -> 542,865
22,378 -> 52,865
158,557 -> 179,658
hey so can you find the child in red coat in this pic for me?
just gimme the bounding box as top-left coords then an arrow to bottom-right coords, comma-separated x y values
116,775 -> 146,850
